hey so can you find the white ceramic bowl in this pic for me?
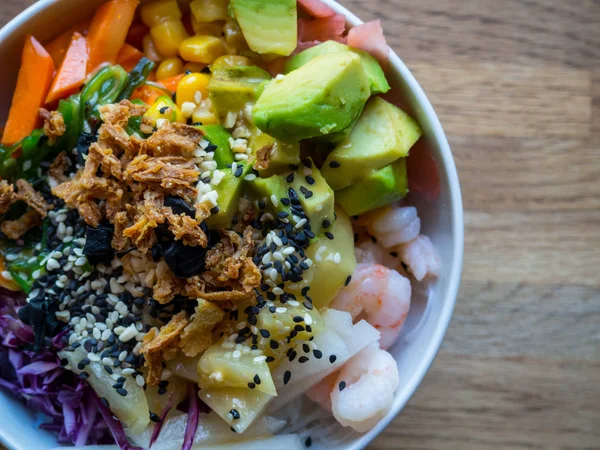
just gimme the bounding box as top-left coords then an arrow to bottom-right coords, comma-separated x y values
0,1 -> 463,449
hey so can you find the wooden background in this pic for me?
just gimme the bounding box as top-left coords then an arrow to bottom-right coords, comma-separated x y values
1,0 -> 599,449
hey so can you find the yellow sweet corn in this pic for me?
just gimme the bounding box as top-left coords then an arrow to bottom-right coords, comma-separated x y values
143,34 -> 164,63
211,55 -> 252,69
176,72 -> 211,108
141,0 -> 182,27
151,20 -> 189,57
156,57 -> 185,80
184,62 -> 208,73
190,0 -> 229,23
192,105 -> 218,125
144,95 -> 185,127
191,16 -> 225,37
179,35 -> 225,64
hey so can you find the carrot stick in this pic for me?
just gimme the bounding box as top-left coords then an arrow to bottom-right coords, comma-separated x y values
45,19 -> 90,67
116,43 -> 143,72
160,74 -> 184,92
130,85 -> 164,105
87,0 -> 139,75
46,32 -> 89,104
2,36 -> 55,146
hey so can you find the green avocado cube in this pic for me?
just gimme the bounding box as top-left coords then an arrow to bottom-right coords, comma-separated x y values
284,40 -> 390,95
205,164 -> 252,228
322,97 -> 422,190
208,65 -> 271,119
250,132 -> 300,177
249,174 -> 292,217
289,159 -> 335,235
198,125 -> 234,168
336,158 -> 408,217
253,52 -> 371,143
230,0 -> 297,56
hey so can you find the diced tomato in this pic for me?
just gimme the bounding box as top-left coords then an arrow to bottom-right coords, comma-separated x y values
298,0 -> 336,19
347,20 -> 389,66
407,139 -> 441,202
298,14 -> 346,42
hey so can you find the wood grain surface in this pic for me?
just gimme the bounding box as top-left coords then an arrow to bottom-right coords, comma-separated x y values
1,1 -> 599,449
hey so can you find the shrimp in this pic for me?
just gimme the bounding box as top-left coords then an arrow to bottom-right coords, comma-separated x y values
355,239 -> 409,277
305,370 -> 338,412
330,264 -> 411,350
358,205 -> 421,249
331,343 -> 399,432
398,235 -> 441,281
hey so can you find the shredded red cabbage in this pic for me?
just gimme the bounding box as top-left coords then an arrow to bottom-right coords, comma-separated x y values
95,393 -> 143,450
149,395 -> 174,448
0,288 -> 112,446
183,384 -> 200,450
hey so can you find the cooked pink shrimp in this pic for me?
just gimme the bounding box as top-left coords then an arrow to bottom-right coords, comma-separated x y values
330,343 -> 399,432
398,235 -> 441,281
305,370 -> 338,412
358,205 -> 421,249
355,240 -> 409,277
330,264 -> 411,350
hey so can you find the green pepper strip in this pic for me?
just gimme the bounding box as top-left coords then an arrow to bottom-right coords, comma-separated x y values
117,57 -> 156,102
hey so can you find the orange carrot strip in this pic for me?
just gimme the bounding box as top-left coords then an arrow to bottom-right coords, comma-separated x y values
2,36 -> 55,146
46,32 -> 89,105
159,74 -> 184,92
45,19 -> 90,67
87,0 -> 139,74
116,43 -> 143,72
131,85 -> 164,105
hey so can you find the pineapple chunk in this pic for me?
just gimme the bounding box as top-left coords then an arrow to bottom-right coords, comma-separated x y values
198,341 -> 277,396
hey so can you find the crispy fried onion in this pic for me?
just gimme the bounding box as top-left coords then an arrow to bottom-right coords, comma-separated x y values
140,311 -> 189,386
153,260 -> 185,304
39,108 -> 65,144
0,180 -> 53,240
0,180 -> 15,215
48,152 -> 71,185
123,191 -> 165,253
253,143 -> 274,171
99,100 -> 148,128
179,299 -> 224,358
143,122 -> 204,157
1,210 -> 42,240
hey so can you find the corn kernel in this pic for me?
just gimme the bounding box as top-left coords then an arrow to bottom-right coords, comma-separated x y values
156,57 -> 184,80
211,55 -> 253,69
179,35 -> 226,64
190,0 -> 229,23
192,105 -> 218,125
191,16 -> 225,37
141,0 -> 182,27
176,72 -> 211,108
143,34 -> 164,63
151,20 -> 189,57
224,20 -> 249,53
184,62 -> 208,73
144,95 -> 185,126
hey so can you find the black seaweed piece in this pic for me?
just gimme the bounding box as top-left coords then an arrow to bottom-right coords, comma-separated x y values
75,132 -> 97,166
164,196 -> 196,217
83,222 -> 115,264
18,291 -> 61,350
163,228 -> 220,278
0,348 -> 17,381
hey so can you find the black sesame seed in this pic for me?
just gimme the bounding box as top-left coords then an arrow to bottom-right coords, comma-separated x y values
211,206 -> 220,214
235,166 -> 243,177
294,325 -> 305,332
230,409 -> 241,420
329,355 -> 337,364
270,340 -> 279,349
301,286 -> 310,296
281,198 -> 291,206
247,382 -> 256,389
303,300 -> 313,310
286,173 -> 294,183
329,161 -> 341,168
299,356 -> 309,363
305,436 -> 313,447
79,372 -> 89,379
305,176 -> 315,185
253,374 -> 261,385
258,200 -> 265,210
116,388 -> 128,396
150,412 -> 161,423
293,315 -> 304,323
303,343 -> 310,353
266,356 -> 275,363
159,106 -> 168,114
313,350 -> 323,359
277,211 -> 289,219
390,251 -> 399,257
158,380 -> 169,389
260,329 -> 270,338
345,275 -> 352,286
325,232 -> 334,240
283,370 -> 291,385
339,381 -> 346,391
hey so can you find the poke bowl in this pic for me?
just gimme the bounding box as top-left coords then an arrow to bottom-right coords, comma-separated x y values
0,0 -> 463,449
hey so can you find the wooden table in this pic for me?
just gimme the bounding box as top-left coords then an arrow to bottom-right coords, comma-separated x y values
2,1 -> 599,449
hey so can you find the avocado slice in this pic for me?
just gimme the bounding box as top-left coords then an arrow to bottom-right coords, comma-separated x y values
205,163 -> 252,228
250,132 -> 300,177
336,158 -> 408,217
322,97 -> 422,190
208,65 -> 272,120
198,125 -> 234,168
289,159 -> 335,235
253,52 -> 371,143
285,41 -> 390,95
230,0 -> 297,56
249,174 -> 292,217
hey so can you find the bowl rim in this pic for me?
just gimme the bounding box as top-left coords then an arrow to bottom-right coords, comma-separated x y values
0,1 -> 464,449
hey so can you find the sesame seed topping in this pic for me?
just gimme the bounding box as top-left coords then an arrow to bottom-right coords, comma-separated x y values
339,381 -> 346,391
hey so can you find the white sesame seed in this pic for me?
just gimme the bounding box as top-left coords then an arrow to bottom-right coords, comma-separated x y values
110,278 -> 125,294
114,326 -> 126,336
315,204 -> 324,212
88,353 -> 101,362
92,328 -> 101,340
115,301 -> 128,316
232,350 -> 241,359
288,300 -> 300,307
244,174 -> 257,181
305,314 -> 313,325
269,268 -> 278,281
236,321 -> 247,330
32,269 -> 41,280
101,329 -> 112,341
234,153 -> 248,161
270,194 -> 279,208
102,357 -> 113,366
254,355 -> 267,363
119,351 -> 128,362
272,235 -> 283,247
80,318 -> 88,329
121,368 -> 135,376
136,375 -> 145,387
334,252 -> 341,264
272,251 -> 284,262
119,324 -> 139,343
55,310 -> 71,322
194,91 -> 202,104
273,287 -> 284,295
276,307 -> 287,314
295,218 -> 308,229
